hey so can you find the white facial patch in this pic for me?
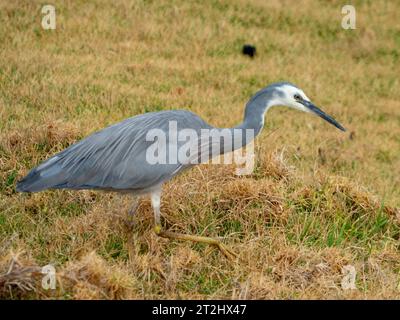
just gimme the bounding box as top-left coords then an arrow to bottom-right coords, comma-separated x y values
276,84 -> 312,113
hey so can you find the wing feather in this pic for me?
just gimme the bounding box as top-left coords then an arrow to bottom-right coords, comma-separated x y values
17,110 -> 211,192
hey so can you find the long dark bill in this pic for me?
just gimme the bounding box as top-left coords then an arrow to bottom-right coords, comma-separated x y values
301,100 -> 346,132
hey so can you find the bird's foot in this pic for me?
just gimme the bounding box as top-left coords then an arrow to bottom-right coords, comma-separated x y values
154,227 -> 238,260
214,242 -> 238,261
154,224 -> 162,235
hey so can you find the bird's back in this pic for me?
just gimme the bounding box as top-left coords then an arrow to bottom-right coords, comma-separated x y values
17,110 -> 212,193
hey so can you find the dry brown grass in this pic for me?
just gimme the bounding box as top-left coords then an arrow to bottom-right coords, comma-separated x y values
1,0 -> 400,299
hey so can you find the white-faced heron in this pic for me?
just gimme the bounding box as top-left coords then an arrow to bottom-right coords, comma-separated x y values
17,82 -> 346,259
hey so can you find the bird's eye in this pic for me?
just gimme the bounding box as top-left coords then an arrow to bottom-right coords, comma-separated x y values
294,94 -> 301,101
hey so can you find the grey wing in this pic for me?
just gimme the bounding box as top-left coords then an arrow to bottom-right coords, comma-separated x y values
16,110 -> 210,193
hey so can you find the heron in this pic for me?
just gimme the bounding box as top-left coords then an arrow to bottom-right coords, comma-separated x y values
16,82 -> 345,259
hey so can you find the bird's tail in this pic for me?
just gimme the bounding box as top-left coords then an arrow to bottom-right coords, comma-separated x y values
16,156 -> 65,192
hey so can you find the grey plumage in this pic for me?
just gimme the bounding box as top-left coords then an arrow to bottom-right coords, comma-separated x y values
17,82 -> 345,195
17,110 -> 212,193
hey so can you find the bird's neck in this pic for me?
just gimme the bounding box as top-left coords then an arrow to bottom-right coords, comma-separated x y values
210,88 -> 277,155
233,90 -> 276,145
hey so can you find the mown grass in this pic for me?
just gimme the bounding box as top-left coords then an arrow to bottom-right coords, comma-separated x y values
0,0 -> 399,299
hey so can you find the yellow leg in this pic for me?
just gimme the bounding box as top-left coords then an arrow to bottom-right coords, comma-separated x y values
154,224 -> 237,260
150,189 -> 237,260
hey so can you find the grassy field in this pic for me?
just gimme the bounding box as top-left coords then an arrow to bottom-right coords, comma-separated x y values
1,0 -> 400,299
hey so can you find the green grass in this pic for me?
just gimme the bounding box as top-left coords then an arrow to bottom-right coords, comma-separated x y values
0,0 -> 399,299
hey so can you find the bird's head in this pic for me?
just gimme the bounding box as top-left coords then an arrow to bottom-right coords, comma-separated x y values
269,82 -> 346,131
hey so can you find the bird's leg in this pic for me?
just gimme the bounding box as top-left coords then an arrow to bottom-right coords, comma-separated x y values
124,196 -> 140,228
128,196 -> 140,217
151,191 -> 237,260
